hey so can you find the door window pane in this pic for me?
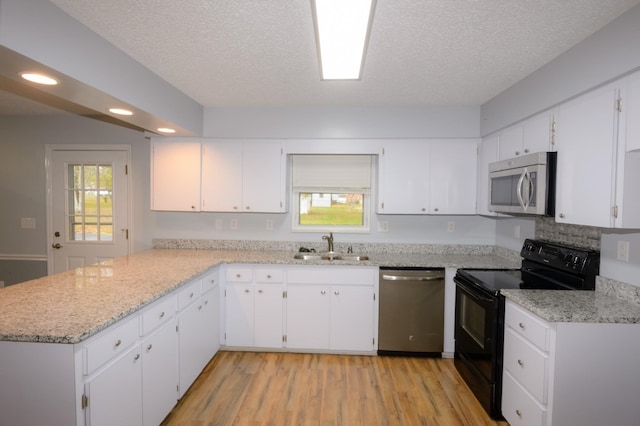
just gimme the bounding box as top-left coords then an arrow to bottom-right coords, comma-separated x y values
67,163 -> 114,242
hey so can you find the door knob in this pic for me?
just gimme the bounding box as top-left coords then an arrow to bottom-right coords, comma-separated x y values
52,243 -> 63,249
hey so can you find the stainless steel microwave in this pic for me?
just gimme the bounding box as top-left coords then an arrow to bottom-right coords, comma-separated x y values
488,151 -> 557,216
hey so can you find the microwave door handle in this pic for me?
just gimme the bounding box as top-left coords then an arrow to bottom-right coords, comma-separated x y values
522,169 -> 532,210
516,170 -> 526,209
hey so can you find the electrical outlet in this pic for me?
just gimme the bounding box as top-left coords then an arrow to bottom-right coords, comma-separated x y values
447,222 -> 455,232
21,217 -> 36,229
266,219 -> 274,230
230,219 -> 238,230
215,219 -> 223,231
514,225 -> 521,239
378,221 -> 389,232
617,241 -> 630,262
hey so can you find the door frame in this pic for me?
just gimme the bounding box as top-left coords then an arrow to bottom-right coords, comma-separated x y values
45,144 -> 132,275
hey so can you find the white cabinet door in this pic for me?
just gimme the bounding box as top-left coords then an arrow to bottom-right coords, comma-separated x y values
201,279 -> 220,357
201,141 -> 285,213
330,285 -> 374,352
286,285 -> 331,350
224,284 -> 254,347
201,142 -> 243,212
523,112 -> 554,154
242,141 -> 286,212
498,125 -> 524,160
477,135 -> 499,215
377,140 -> 429,214
626,70 -> 640,152
429,140 -> 477,214
254,284 -> 284,348
555,82 -> 620,227
87,347 -> 143,426
142,319 -> 178,426
150,140 -> 201,212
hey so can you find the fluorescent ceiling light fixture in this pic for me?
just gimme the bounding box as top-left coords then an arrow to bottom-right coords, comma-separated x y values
157,127 -> 176,134
20,72 -> 59,86
312,0 -> 375,80
108,108 -> 133,116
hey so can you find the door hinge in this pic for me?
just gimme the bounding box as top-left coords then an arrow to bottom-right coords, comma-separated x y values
613,205 -> 619,218
382,147 -> 385,155
381,202 -> 384,209
125,229 -> 129,240
551,119 -> 557,145
125,164 -> 128,175
176,324 -> 179,333
283,290 -> 287,298
616,98 -> 623,112
81,394 -> 88,409
372,337 -> 375,346
282,335 -> 287,343
373,293 -> 376,301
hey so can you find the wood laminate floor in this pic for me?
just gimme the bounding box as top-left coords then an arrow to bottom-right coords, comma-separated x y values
161,351 -> 509,426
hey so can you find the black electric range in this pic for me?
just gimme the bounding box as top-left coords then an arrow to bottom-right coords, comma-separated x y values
453,239 -> 600,419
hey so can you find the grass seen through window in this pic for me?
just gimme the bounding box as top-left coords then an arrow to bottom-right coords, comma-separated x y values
299,193 -> 363,226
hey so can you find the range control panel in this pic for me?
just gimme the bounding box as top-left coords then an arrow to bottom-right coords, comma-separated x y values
521,239 -> 600,274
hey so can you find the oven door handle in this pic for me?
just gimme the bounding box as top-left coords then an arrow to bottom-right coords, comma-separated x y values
454,280 -> 495,304
382,274 -> 443,281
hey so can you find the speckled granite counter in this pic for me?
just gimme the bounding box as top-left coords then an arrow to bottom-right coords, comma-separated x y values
0,247 -> 520,344
501,289 -> 640,324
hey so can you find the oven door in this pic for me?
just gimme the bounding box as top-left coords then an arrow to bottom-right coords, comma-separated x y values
454,278 -> 502,417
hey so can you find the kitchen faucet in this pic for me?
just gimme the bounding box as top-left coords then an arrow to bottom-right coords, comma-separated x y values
322,232 -> 334,253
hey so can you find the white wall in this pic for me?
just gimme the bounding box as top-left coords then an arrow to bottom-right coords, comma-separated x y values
481,3 -> 640,136
601,231 -> 640,286
204,106 -> 481,139
0,115 -> 153,256
494,217 -> 536,252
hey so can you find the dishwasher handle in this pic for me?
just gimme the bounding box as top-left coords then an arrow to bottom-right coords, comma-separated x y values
381,274 -> 444,281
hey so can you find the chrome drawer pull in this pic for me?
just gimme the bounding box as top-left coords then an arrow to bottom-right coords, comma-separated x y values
516,409 -> 522,417
147,344 -> 153,351
114,339 -> 122,347
160,311 -> 165,318
517,359 -> 524,367
134,353 -> 140,361
518,322 -> 525,329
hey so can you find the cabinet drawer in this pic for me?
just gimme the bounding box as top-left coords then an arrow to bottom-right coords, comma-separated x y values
85,315 -> 140,374
287,267 -> 375,285
142,295 -> 176,335
255,268 -> 284,283
178,280 -> 202,310
504,328 -> 549,403
226,267 -> 253,283
505,301 -> 550,351
202,270 -> 219,293
502,371 -> 547,426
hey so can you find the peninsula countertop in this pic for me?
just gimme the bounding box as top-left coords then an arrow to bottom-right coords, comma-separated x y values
501,288 -> 640,324
0,248 -> 520,344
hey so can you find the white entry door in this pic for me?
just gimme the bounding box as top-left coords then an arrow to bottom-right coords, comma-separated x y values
49,148 -> 130,274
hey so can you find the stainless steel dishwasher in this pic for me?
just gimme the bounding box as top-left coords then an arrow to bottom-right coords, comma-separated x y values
378,267 -> 445,356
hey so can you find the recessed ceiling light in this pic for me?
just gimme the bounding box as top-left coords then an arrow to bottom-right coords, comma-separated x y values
20,72 -> 59,86
312,0 -> 375,80
109,108 -> 134,116
157,128 -> 176,134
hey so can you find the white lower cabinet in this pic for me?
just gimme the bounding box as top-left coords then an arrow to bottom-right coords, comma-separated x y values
285,266 -> 377,353
86,344 -> 143,426
224,265 -> 284,348
502,299 -> 640,426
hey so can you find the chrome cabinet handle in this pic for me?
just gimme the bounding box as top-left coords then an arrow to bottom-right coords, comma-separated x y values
134,354 -> 140,361
244,289 -> 250,293
334,291 -> 340,296
518,322 -> 525,329
321,290 -> 326,295
114,339 -> 122,347
189,292 -> 194,298
258,289 -> 263,294
245,206 -> 250,210
52,243 -> 63,249
559,213 -> 566,219
524,148 -> 530,153
517,359 -> 524,367
160,312 -> 165,318
516,409 -> 522,417
433,208 -> 439,212
147,344 -> 153,351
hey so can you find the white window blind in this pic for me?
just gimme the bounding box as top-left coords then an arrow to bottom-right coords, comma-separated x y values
292,155 -> 372,192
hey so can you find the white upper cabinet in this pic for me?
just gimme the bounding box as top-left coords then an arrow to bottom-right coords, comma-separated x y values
626,70 -> 640,152
377,140 -> 430,214
378,139 -> 477,215
201,140 -> 286,213
554,82 -> 620,227
498,111 -> 554,160
477,134 -> 499,216
150,140 -> 201,212
429,140 -> 477,215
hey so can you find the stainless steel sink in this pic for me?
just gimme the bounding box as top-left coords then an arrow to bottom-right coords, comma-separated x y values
293,253 -> 369,261
333,255 -> 369,261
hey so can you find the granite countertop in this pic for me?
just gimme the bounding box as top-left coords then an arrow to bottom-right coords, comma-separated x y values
0,248 -> 519,344
501,289 -> 640,324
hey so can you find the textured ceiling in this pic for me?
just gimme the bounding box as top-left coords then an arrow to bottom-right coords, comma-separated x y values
6,0 -> 640,113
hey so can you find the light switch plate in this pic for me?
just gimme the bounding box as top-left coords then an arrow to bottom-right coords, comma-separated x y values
617,241 -> 630,262
21,217 -> 36,229
230,219 -> 238,230
447,222 -> 455,232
